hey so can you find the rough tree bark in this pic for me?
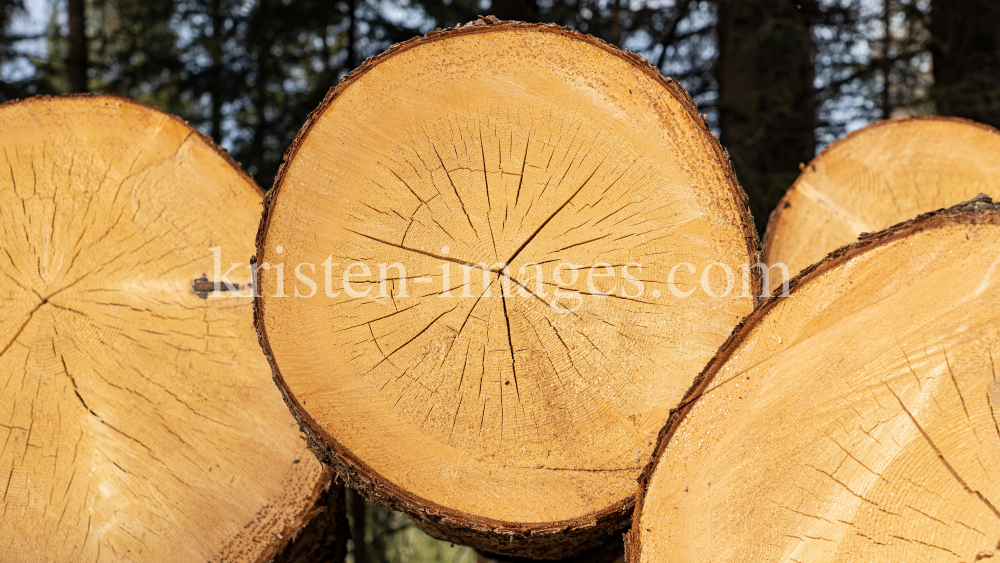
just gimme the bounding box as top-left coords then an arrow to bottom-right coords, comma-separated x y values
930,0 -> 1000,129
478,531 -> 624,563
763,117 -> 1000,278
629,195 -> 1000,562
715,0 -> 819,236
67,0 -> 87,93
254,19 -> 760,560
273,481 -> 350,563
0,95 -> 346,563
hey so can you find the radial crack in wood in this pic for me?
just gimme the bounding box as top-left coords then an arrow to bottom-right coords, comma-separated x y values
254,19 -> 760,559
0,95 -> 345,563
631,195 -> 1000,563
764,117 -> 1000,280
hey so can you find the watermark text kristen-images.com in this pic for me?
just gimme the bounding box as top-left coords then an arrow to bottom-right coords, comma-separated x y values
207,247 -> 790,311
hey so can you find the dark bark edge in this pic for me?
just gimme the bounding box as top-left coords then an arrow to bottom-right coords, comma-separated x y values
252,16 -> 760,560
268,475 -> 349,563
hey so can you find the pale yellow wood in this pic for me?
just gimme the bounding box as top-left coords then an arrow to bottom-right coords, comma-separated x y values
634,203 -> 1000,562
764,117 -> 1000,278
0,96 -> 328,562
255,22 -> 759,550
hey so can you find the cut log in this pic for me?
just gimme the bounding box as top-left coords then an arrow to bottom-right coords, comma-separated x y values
478,531 -> 625,563
254,18 -> 760,559
763,117 -> 1000,279
0,95 -> 345,563
630,195 -> 1000,562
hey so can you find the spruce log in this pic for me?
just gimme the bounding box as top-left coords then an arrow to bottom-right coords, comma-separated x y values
630,195 -> 1000,562
478,530 -> 624,563
764,117 -> 1000,279
0,95 -> 345,563
254,19 -> 760,559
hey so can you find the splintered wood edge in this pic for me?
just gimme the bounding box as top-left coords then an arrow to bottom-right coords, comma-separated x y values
626,193 -> 1000,562
0,94 -> 338,563
760,115 -> 1000,258
252,17 -> 760,557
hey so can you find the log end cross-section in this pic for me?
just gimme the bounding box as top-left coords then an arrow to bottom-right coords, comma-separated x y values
255,20 -> 760,559
0,95 -> 343,563
764,117 -> 1000,278
632,196 -> 1000,563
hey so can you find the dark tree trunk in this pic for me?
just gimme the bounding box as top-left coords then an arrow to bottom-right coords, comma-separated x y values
348,488 -> 369,563
882,0 -> 893,118
715,0 -> 819,235
210,0 -> 223,142
67,0 -> 87,93
490,0 -> 539,22
272,480 -> 350,563
930,0 -> 1000,128
346,0 -> 357,70
249,0 -> 270,182
611,0 -> 622,46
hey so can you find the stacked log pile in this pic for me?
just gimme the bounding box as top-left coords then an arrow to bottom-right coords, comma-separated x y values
3,19 -> 997,563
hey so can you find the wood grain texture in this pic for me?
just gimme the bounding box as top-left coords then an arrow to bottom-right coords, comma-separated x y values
631,195 -> 1000,563
0,95 -> 342,563
764,117 -> 1000,279
254,18 -> 760,559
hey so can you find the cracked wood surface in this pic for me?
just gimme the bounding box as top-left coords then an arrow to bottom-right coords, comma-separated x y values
763,117 -> 1000,280
0,95 -> 342,563
631,196 -> 1000,563
254,19 -> 760,559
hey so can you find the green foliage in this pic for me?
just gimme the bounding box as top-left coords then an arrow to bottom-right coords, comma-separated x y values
929,0 -> 1000,128
346,489 -> 477,563
715,0 -> 820,235
89,0 -> 184,109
